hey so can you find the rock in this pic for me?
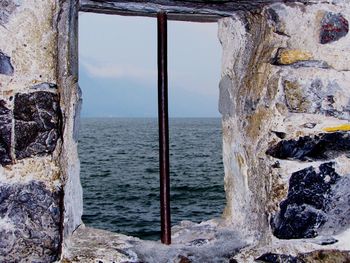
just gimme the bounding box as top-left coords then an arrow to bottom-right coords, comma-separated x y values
256,253 -> 304,263
320,12 -> 349,44
188,239 -> 209,247
271,162 -> 341,239
283,80 -> 310,113
219,75 -> 234,118
0,181 -> 61,262
272,49 -> 312,65
0,51 -> 14,76
320,176 -> 350,236
266,132 -> 350,161
0,100 -> 12,165
0,0 -> 17,26
256,250 -> 350,263
289,60 -> 330,69
176,255 -> 192,263
282,78 -> 350,120
300,250 -> 350,262
31,82 -> 58,90
14,91 -> 61,159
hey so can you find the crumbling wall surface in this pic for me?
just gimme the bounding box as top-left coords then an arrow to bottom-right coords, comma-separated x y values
219,1 -> 350,261
0,0 -> 82,262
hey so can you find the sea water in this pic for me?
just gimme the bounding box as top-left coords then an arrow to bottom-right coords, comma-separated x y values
78,118 -> 225,240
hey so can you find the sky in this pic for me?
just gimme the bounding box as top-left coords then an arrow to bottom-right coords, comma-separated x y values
79,13 -> 221,118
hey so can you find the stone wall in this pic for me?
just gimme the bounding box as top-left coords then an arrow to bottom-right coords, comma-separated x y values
218,0 -> 350,259
0,0 -> 82,261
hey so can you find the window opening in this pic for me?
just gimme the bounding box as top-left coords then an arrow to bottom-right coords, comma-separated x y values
79,10 -> 224,243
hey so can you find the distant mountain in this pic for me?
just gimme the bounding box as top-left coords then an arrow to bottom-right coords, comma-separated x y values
79,67 -> 220,118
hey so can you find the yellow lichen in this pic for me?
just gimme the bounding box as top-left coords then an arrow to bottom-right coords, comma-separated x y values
277,49 -> 313,65
323,124 -> 350,132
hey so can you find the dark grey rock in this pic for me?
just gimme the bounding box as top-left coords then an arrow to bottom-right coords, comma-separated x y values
290,60 -> 330,69
271,162 -> 341,239
0,100 -> 12,165
271,131 -> 287,139
320,176 -> 350,236
0,51 -> 14,76
14,91 -> 61,159
266,132 -> 350,161
256,253 -> 304,263
320,12 -> 349,44
31,82 -> 58,90
188,238 -> 209,247
0,181 -> 61,262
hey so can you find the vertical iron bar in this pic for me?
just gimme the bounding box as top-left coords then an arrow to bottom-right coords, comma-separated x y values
157,11 -> 171,245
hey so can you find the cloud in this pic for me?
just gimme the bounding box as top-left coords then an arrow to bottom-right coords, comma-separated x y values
81,59 -> 157,83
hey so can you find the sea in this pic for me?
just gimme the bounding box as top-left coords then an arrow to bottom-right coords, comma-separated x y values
78,118 -> 226,240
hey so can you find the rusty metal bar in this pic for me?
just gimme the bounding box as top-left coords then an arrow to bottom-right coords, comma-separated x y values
157,11 -> 171,245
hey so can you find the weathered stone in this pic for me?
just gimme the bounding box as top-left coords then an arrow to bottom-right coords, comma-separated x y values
188,238 -> 209,246
257,251 -> 350,263
0,51 -> 14,76
219,75 -> 234,118
0,181 -> 61,262
300,250 -> 350,263
0,0 -> 18,26
272,49 -> 312,65
283,80 -> 310,113
320,175 -> 350,236
32,82 -> 58,90
282,78 -> 350,119
289,60 -> 330,69
0,100 -> 12,165
176,255 -> 192,263
320,12 -> 349,44
256,253 -> 304,263
266,132 -> 350,161
271,163 -> 340,239
14,91 -> 61,159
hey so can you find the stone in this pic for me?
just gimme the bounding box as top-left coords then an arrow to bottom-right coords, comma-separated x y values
219,75 -> 234,118
256,251 -> 350,263
320,175 -> 350,236
266,132 -> 350,161
320,12 -> 349,44
0,0 -> 17,26
300,250 -> 350,262
256,253 -> 304,263
289,60 -> 330,69
271,162 -> 341,239
188,238 -> 209,246
282,78 -> 350,119
32,82 -> 58,90
0,100 -> 12,165
283,80 -> 310,113
272,49 -> 312,65
0,181 -> 61,262
176,255 -> 192,263
14,91 -> 61,159
0,51 -> 14,76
